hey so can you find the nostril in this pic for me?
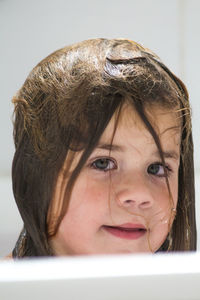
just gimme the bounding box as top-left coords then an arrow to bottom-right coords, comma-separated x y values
140,201 -> 151,207
123,199 -> 134,205
124,199 -> 151,207
125,200 -> 133,204
116,194 -> 153,208
118,199 -> 134,207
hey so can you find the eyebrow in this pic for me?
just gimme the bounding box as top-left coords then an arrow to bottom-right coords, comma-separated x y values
96,143 -> 124,152
96,143 -> 179,160
156,150 -> 180,160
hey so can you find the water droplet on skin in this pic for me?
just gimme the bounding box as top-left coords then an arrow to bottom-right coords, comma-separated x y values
160,217 -> 168,224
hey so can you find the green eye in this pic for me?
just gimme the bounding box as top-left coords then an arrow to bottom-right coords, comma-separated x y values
92,158 -> 116,171
147,163 -> 165,176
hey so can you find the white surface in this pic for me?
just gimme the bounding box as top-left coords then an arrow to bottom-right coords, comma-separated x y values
0,253 -> 200,300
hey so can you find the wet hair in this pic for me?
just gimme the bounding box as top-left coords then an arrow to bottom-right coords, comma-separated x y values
12,38 -> 196,257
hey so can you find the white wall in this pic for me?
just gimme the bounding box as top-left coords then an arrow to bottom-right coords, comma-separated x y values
0,0 -> 199,256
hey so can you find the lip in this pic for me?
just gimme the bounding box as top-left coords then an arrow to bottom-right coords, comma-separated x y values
103,223 -> 147,240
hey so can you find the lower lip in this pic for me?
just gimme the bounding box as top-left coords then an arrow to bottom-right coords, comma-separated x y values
103,226 -> 146,240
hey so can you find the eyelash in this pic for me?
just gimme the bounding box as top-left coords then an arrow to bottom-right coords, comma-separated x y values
89,157 -> 172,178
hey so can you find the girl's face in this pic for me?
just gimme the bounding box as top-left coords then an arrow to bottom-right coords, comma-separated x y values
51,104 -> 181,255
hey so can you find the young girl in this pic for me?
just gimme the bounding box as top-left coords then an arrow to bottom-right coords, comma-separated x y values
11,38 -> 196,257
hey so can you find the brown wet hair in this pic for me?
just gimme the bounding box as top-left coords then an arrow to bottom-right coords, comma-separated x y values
12,38 -> 196,257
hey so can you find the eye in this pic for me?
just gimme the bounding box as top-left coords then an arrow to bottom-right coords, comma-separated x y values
91,158 -> 117,171
147,163 -> 170,177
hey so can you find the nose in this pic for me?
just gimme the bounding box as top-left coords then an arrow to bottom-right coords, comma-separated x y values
115,172 -> 154,210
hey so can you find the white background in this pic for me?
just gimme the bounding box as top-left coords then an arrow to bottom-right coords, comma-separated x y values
0,0 -> 199,256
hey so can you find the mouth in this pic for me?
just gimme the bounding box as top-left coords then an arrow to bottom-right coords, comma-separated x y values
102,223 -> 147,240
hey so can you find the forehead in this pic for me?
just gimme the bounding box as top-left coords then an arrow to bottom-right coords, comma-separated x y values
100,103 -> 181,145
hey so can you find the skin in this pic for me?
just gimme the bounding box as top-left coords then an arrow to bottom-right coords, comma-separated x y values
50,104 -> 181,255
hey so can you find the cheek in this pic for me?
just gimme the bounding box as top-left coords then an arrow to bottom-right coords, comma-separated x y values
155,173 -> 179,207
65,175 -> 111,221
52,179 -> 110,255
148,184 -> 178,252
